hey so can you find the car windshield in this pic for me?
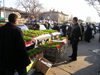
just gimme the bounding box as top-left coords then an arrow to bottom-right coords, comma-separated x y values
17,25 -> 29,30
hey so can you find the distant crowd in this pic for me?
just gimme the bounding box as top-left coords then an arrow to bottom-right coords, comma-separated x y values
31,19 -> 100,43
0,13 -> 100,75
50,22 -> 100,43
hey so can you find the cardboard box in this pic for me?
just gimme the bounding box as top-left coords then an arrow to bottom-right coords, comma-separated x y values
36,58 -> 52,74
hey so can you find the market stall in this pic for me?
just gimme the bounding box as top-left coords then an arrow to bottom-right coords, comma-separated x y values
39,42 -> 65,63
23,30 -> 68,74
27,48 -> 44,74
23,30 -> 61,47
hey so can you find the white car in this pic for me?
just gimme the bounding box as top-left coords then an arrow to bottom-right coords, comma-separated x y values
17,25 -> 29,30
17,24 -> 47,31
39,25 -> 46,31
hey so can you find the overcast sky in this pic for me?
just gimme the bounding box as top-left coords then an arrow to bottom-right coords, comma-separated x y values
1,0 -> 100,22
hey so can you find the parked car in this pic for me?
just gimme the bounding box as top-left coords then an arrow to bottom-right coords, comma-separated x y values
17,25 -> 29,30
17,24 -> 47,31
96,26 -> 99,32
39,25 -> 46,31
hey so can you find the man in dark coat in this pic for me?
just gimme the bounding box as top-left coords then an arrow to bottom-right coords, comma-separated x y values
80,23 -> 84,41
33,20 -> 40,30
52,23 -> 60,31
84,23 -> 92,42
60,23 -> 67,36
68,17 -> 81,61
44,22 -> 50,29
0,13 -> 30,75
67,24 -> 72,38
98,23 -> 100,42
67,24 -> 73,44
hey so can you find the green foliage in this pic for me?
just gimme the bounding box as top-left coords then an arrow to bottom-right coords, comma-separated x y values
24,36 -> 32,42
40,42 -> 62,48
22,30 -> 57,37
0,23 -> 5,26
28,48 -> 43,58
42,30 -> 57,33
59,36 -> 66,40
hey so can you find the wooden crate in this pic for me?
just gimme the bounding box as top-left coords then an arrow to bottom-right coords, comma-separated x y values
35,58 -> 52,74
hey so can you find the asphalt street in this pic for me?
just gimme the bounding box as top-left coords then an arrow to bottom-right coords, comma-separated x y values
46,33 -> 100,75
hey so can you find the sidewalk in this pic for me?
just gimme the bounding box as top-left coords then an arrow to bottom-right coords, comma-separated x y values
46,33 -> 100,75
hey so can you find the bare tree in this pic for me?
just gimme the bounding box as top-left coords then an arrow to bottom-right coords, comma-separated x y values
17,0 -> 43,20
86,0 -> 100,16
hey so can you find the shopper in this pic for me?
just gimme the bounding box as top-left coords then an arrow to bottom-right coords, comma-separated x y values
84,23 -> 92,42
60,23 -> 67,36
52,23 -> 60,31
99,23 -> 100,42
67,23 -> 73,44
0,13 -> 30,75
33,20 -> 40,30
90,23 -> 95,38
44,21 -> 50,29
68,17 -> 81,61
80,23 -> 84,41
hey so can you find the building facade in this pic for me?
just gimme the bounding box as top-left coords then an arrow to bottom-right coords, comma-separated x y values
0,7 -> 31,24
40,10 -> 68,23
0,7 -> 29,18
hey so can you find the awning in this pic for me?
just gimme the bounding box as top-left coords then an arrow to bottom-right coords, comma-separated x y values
0,17 -> 8,20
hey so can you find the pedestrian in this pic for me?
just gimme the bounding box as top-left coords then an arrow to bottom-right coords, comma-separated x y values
60,23 -> 67,36
80,23 -> 84,41
32,20 -> 40,30
52,23 -> 60,31
68,17 -> 81,61
99,23 -> 100,42
67,23 -> 73,44
0,13 -> 30,75
91,23 -> 96,38
92,24 -> 96,34
84,23 -> 92,42
44,21 -> 50,29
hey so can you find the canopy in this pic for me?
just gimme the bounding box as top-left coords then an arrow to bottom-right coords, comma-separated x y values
0,17 -> 8,20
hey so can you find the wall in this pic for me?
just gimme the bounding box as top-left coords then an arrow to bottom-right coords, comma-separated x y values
1,10 -> 4,17
0,10 -> 12,18
58,13 -> 68,23
40,12 -> 68,23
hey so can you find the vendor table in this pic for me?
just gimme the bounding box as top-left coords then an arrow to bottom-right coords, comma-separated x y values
33,32 -> 61,47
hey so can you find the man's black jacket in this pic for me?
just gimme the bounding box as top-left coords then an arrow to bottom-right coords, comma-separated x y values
60,25 -> 67,33
53,25 -> 60,31
0,22 -> 30,69
69,23 -> 81,41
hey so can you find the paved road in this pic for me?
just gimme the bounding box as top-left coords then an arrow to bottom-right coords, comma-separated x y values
46,33 -> 100,75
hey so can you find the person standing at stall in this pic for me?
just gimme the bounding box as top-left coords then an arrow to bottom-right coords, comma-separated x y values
33,20 -> 40,30
60,23 -> 67,36
80,23 -> 84,41
0,13 -> 30,75
67,23 -> 73,44
99,23 -> 100,42
52,23 -> 60,31
68,17 -> 81,61
84,23 -> 92,42
44,21 -> 50,29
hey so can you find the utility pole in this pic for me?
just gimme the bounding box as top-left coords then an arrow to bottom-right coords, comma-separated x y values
3,0 -> 5,17
0,1 -> 1,7
0,1 -> 1,17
